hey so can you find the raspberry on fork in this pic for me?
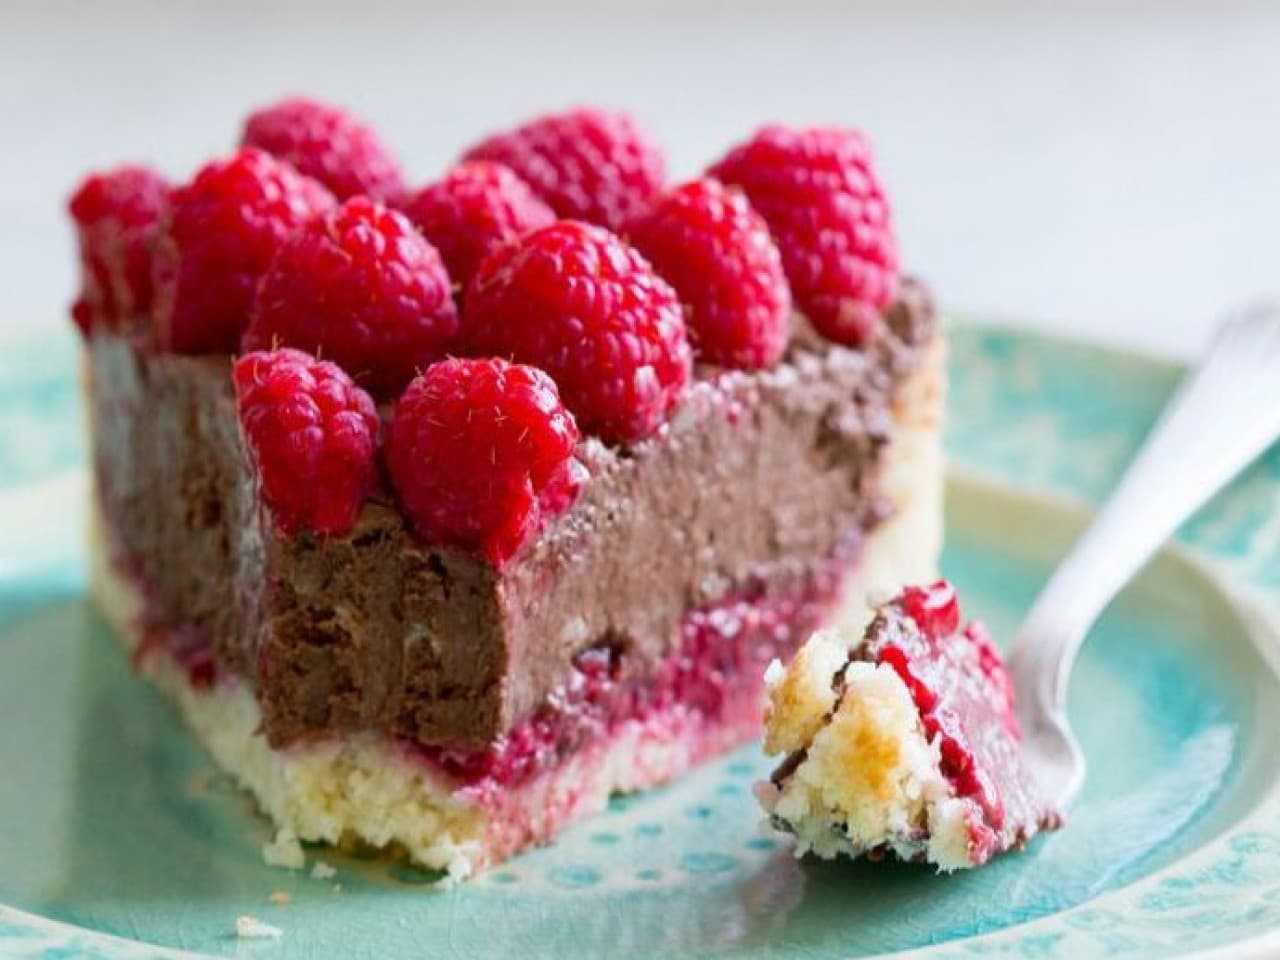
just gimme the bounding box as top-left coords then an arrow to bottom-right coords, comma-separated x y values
152,148 -> 335,354
710,125 -> 898,347
461,220 -> 691,444
242,97 -> 407,204
386,357 -> 585,565
243,196 -> 459,399
68,165 -> 171,338
401,161 -> 555,293
462,107 -> 666,231
233,348 -> 380,536
628,178 -> 791,370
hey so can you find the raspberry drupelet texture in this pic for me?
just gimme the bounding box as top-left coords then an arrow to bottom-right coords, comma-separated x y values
243,196 -> 459,399
233,348 -> 380,536
462,107 -> 666,231
462,220 -> 692,444
68,165 -> 171,338
401,161 -> 555,293
152,148 -> 335,354
387,357 -> 585,565
627,178 -> 791,370
709,125 -> 898,347
242,97 -> 407,204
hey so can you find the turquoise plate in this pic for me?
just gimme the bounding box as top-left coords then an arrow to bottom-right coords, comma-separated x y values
3,325 -> 1280,960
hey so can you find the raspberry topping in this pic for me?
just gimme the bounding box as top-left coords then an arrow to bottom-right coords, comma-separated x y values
387,357 -> 584,564
152,148 -> 334,354
68,166 -> 170,337
241,97 -> 406,204
461,221 -> 691,444
233,348 -> 380,535
709,125 -> 898,347
462,108 -> 665,230
627,178 -> 791,369
401,161 -> 555,292
243,197 -> 459,398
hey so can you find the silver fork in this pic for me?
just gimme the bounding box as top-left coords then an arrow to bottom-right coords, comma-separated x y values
1010,301 -> 1280,811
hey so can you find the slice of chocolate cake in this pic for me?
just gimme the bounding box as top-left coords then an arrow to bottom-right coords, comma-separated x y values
757,582 -> 1061,869
73,100 -> 945,877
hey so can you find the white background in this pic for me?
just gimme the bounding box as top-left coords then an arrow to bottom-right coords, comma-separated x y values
3,0 -> 1278,358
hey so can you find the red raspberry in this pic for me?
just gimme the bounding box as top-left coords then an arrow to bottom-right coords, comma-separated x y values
152,148 -> 334,354
709,125 -> 898,347
387,357 -> 584,564
401,161 -> 555,292
244,197 -> 459,399
462,221 -> 691,444
233,347 -> 380,535
900,580 -> 961,638
241,97 -> 406,204
628,178 -> 791,370
462,108 -> 665,231
68,165 -> 170,337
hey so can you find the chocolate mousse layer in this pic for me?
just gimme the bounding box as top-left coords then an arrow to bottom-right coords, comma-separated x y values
88,279 -> 937,749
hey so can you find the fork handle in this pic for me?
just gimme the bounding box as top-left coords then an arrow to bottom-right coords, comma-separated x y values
1013,303 -> 1280,713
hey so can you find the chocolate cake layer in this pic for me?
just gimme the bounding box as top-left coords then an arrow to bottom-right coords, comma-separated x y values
89,279 -> 936,750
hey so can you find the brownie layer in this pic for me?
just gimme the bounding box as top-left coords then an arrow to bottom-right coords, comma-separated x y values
88,280 -> 936,750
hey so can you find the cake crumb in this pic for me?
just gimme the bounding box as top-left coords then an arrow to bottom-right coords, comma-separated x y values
763,630 -> 847,756
235,915 -> 284,939
262,826 -> 306,870
268,891 -> 291,906
310,860 -> 337,880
